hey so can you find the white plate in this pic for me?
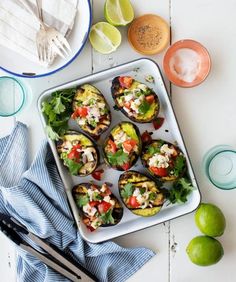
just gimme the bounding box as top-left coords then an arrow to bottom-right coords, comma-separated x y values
38,58 -> 201,243
0,0 -> 91,78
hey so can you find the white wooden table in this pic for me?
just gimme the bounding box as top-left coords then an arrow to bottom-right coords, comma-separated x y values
1,1 -> 236,281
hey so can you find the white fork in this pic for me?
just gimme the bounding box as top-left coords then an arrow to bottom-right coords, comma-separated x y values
18,0 -> 71,64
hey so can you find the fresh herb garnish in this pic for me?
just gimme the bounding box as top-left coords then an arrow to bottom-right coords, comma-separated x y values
63,158 -> 83,176
147,145 -> 160,155
138,100 -> 150,114
107,150 -> 129,166
121,183 -> 134,199
140,187 -> 146,195
76,195 -> 89,208
41,88 -> 76,140
167,177 -> 194,204
93,192 -> 103,201
149,192 -> 157,201
100,209 -> 115,224
89,119 -> 97,128
173,155 -> 186,177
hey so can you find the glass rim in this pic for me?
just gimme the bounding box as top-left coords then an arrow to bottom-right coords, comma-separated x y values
206,149 -> 236,190
0,76 -> 26,117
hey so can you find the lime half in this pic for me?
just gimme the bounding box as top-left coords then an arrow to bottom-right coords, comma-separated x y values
89,22 -> 121,54
104,0 -> 134,26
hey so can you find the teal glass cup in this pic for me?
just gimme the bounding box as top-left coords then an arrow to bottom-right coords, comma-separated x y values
203,145 -> 236,190
0,76 -> 28,117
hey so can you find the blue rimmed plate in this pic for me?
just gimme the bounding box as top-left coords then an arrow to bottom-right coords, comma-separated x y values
0,0 -> 91,78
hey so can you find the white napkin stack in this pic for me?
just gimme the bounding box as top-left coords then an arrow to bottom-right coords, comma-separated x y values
0,0 -> 78,67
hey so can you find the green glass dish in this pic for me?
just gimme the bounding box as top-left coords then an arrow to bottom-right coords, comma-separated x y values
203,145 -> 236,190
0,76 -> 26,117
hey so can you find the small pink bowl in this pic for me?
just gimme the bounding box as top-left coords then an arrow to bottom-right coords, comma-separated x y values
163,39 -> 211,87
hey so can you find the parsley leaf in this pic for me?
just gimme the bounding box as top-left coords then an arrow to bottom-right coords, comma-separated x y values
107,149 -> 129,166
174,155 -> 186,177
167,177 -> 194,204
76,195 -> 89,208
121,183 -> 134,199
41,87 -> 76,140
93,192 -> 103,201
140,187 -> 146,195
63,158 -> 83,176
100,209 -> 115,224
138,100 -> 150,114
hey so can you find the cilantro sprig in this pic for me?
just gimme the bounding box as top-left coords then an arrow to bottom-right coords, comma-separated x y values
100,209 -> 115,224
76,195 -> 89,208
107,149 -> 129,166
121,183 -> 134,199
63,158 -> 83,176
173,155 -> 186,177
166,177 -> 194,204
42,88 -> 76,140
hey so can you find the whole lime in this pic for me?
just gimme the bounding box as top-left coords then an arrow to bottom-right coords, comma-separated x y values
195,203 -> 226,237
186,236 -> 224,266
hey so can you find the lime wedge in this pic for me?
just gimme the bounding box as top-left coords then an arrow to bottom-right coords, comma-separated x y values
104,0 -> 134,26
89,22 -> 122,54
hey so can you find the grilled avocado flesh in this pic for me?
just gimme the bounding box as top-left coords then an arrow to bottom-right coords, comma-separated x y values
72,183 -> 123,231
103,122 -> 142,171
57,130 -> 99,176
72,84 -> 111,137
141,140 -> 186,182
119,171 -> 164,217
111,76 -> 160,123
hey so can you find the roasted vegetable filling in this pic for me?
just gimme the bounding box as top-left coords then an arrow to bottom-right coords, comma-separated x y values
142,140 -> 186,179
104,122 -> 141,170
71,84 -> 111,136
57,132 -> 98,176
121,182 -> 163,209
113,76 -> 159,121
73,183 -> 122,231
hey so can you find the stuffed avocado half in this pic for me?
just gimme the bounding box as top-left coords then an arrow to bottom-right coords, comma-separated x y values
119,171 -> 165,217
71,84 -> 111,138
57,130 -> 99,176
111,76 -> 160,123
103,122 -> 142,171
72,183 -> 123,232
141,140 -> 186,181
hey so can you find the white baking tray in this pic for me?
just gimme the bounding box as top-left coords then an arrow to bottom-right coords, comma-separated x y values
38,58 -> 201,243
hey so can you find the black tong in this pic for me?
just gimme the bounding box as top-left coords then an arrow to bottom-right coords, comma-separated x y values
0,213 -> 97,282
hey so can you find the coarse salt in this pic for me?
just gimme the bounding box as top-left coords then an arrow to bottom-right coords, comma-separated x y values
169,48 -> 200,83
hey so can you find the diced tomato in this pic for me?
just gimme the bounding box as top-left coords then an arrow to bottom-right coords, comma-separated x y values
128,196 -> 140,208
92,169 -> 104,181
141,131 -> 152,144
72,107 -> 88,119
89,201 -> 100,207
145,95 -> 155,104
121,162 -> 130,171
123,139 -> 137,153
98,201 -> 112,214
124,101 -> 131,109
150,166 -> 168,177
118,76 -> 133,88
107,139 -> 117,153
153,117 -> 164,130
67,144 -> 81,161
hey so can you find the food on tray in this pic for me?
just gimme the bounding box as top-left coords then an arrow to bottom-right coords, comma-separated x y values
118,171 -> 165,217
141,140 -> 186,181
72,182 -> 123,231
103,122 -> 142,171
89,22 -> 121,54
71,84 -> 111,138
128,14 -> 170,55
56,130 -> 99,176
104,0 -> 134,26
111,76 -> 160,123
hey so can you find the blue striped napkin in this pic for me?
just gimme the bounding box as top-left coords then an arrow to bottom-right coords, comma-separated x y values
0,122 -> 155,282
